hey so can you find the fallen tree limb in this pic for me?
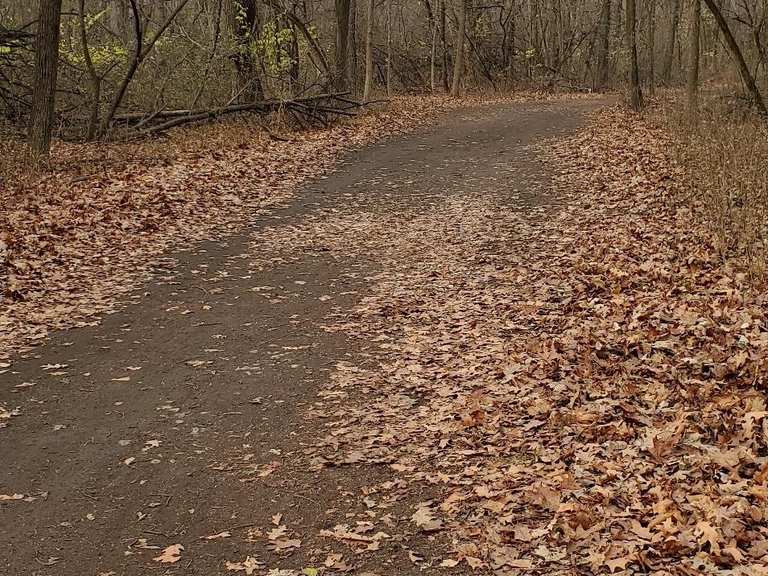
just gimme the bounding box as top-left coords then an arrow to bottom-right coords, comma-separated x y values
125,93 -> 365,135
139,102 -> 279,134
117,92 -> 354,122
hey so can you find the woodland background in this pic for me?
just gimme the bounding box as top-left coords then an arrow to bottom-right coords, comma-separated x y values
3,1 -> 768,137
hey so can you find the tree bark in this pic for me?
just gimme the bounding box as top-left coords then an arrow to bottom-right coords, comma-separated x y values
386,0 -> 392,96
230,0 -> 264,103
78,0 -> 101,140
501,0 -> 516,85
348,0 -> 358,93
702,0 -> 767,116
440,0 -> 449,91
595,0 -> 611,90
647,0 -> 656,95
110,0 -> 130,44
335,0 -> 352,90
363,0 -> 375,100
430,4 -> 438,92
285,17 -> 300,91
687,0 -> 701,115
661,0 -> 681,83
29,0 -> 62,156
450,0 -> 467,97
625,0 -> 642,111
263,0 -> 331,79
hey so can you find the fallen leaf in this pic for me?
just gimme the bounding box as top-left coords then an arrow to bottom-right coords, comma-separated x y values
202,531 -> 231,540
226,556 -> 261,575
411,505 -> 443,532
153,544 -> 183,564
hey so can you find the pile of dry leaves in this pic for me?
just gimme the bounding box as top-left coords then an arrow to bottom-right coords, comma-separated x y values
259,107 -> 768,574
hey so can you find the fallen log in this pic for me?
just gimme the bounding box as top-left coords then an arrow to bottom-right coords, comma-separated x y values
115,92 -> 364,134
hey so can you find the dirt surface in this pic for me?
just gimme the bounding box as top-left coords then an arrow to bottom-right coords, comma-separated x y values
0,98 -> 608,575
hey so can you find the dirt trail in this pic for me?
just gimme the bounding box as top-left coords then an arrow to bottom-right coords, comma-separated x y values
0,98 -> 608,575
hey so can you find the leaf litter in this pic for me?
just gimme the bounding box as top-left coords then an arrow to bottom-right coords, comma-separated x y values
0,403 -> 20,428
247,105 -> 768,574
153,543 -> 184,564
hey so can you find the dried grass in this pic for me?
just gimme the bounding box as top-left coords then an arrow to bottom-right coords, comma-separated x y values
0,138 -> 40,193
658,93 -> 768,282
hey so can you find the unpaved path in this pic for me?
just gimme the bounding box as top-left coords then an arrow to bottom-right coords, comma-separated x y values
0,98 -> 608,575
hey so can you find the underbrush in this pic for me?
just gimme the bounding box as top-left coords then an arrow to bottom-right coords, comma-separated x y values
0,138 -> 40,193
658,94 -> 768,282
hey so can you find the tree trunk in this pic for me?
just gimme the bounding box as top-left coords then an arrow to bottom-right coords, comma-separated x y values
348,0 -> 358,93
702,0 -> 767,116
29,0 -> 62,156
647,0 -> 656,95
625,0 -> 642,111
753,27 -> 768,76
230,0 -> 263,103
595,0 -> 611,90
430,7 -> 437,92
501,0 -> 516,85
687,0 -> 701,115
335,0 -> 351,90
363,0 -> 375,100
450,0 -> 467,97
440,0 -> 449,91
110,0 -> 130,44
263,0 -> 331,79
78,0 -> 101,140
386,0 -> 392,96
285,16 -> 300,92
661,0 -> 681,83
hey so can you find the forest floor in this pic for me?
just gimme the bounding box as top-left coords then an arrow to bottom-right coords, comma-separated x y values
3,95 -> 768,576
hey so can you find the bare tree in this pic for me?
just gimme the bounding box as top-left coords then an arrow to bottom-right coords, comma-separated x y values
595,0 -> 612,90
687,0 -> 701,115
77,0 -> 100,140
29,0 -> 63,156
702,0 -> 767,116
99,0 -> 191,136
229,0 -> 264,104
450,0 -> 468,97
430,0 -> 438,91
335,0 -> 352,90
15,0 -> 768,139
661,0 -> 681,83
386,0 -> 393,95
647,0 -> 656,95
625,0 -> 642,111
440,0 -> 449,91
363,0 -> 375,100
263,0 -> 331,80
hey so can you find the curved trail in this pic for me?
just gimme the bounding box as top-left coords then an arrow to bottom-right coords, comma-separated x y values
0,98 -> 607,575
